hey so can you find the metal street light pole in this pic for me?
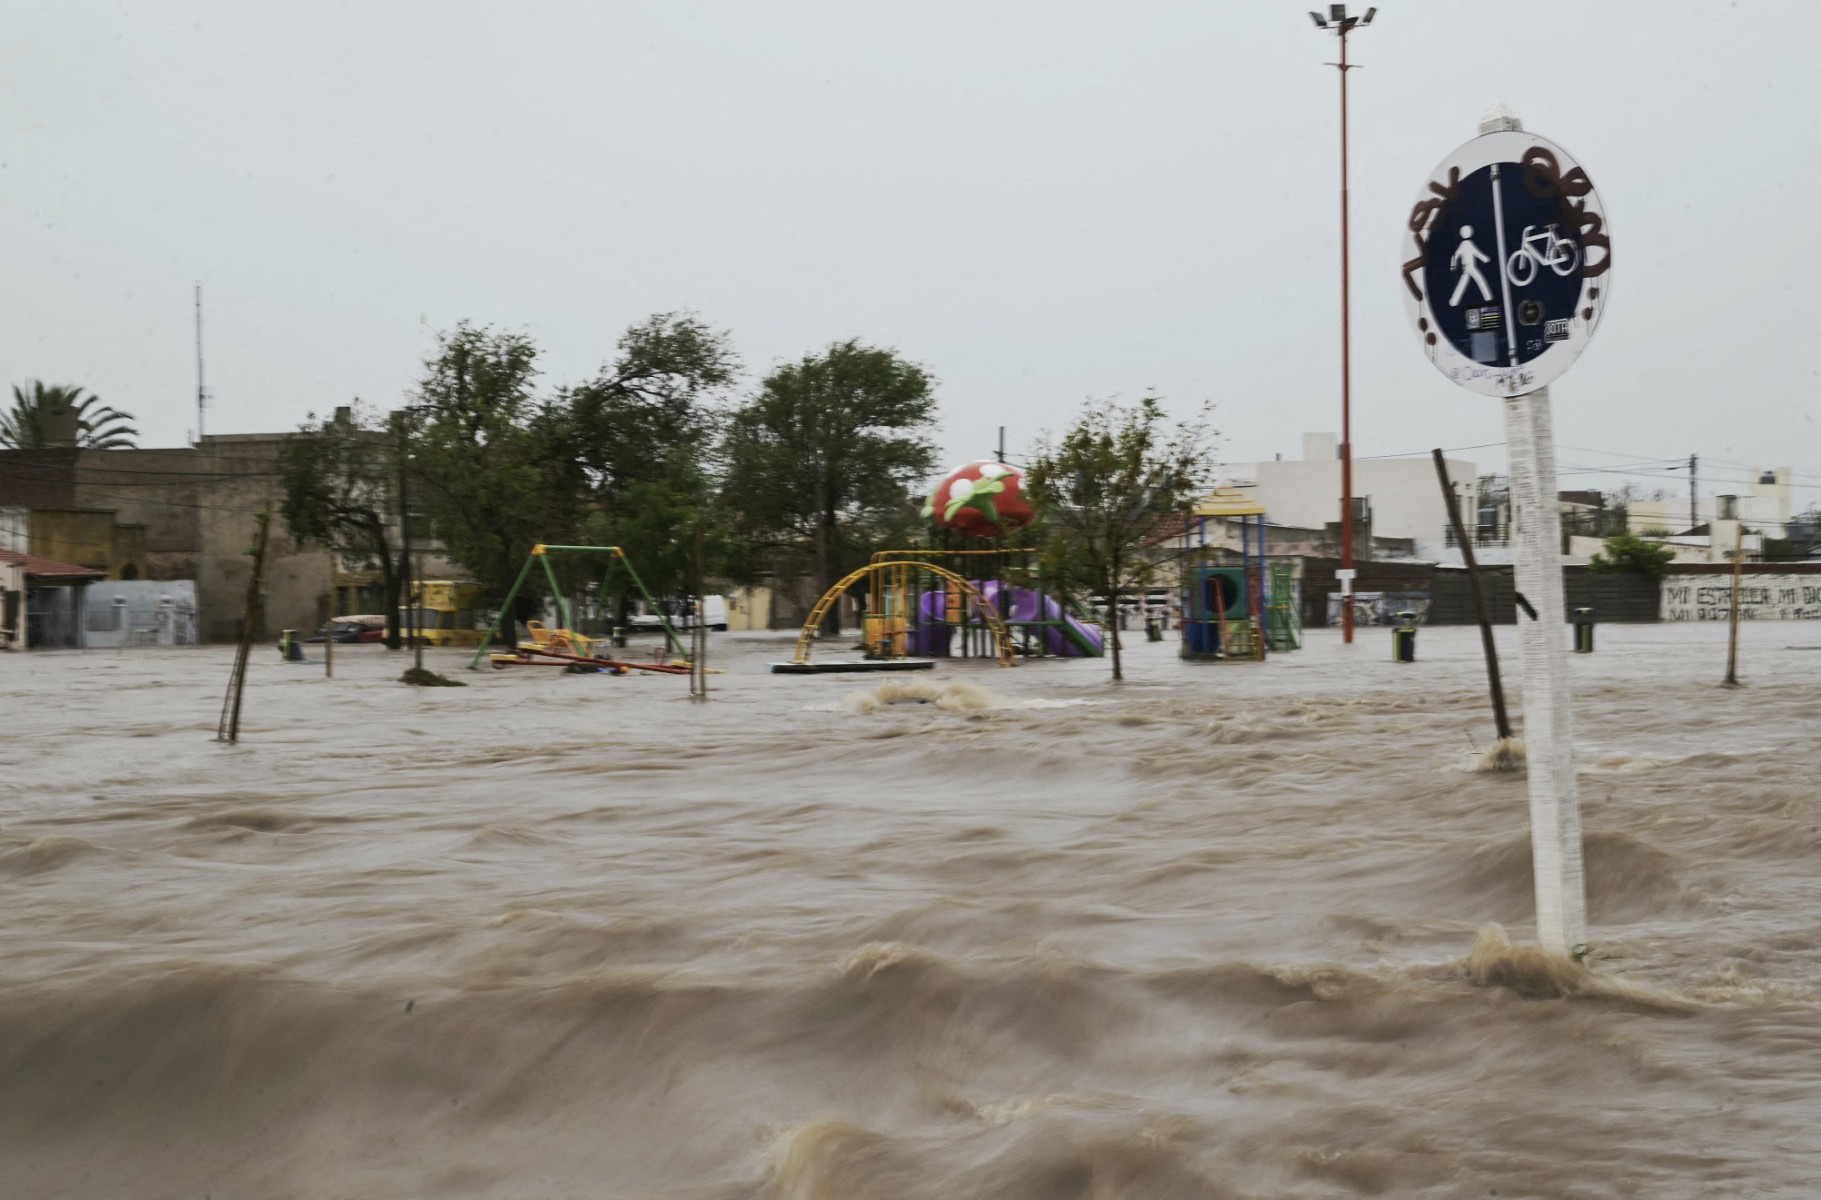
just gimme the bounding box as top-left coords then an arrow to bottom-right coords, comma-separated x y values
1310,5 -> 1375,645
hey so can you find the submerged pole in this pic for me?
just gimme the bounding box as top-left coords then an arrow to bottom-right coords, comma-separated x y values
1434,449 -> 1512,741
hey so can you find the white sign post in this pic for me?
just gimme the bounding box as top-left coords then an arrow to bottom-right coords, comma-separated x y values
1502,386 -> 1586,952
1402,107 -> 1610,955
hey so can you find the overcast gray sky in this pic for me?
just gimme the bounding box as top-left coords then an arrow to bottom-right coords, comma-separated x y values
5,1 -> 1816,506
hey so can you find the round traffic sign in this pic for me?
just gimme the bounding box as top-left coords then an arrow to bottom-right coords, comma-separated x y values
1401,130 -> 1611,397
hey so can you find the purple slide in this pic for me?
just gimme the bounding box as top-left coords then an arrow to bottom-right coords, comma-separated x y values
907,583 -> 1104,657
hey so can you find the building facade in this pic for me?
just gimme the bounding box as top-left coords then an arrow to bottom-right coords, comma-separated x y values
0,434 -> 465,643
1223,433 -> 1479,549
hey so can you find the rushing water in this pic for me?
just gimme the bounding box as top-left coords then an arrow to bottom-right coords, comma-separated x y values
4,622 -> 1820,1198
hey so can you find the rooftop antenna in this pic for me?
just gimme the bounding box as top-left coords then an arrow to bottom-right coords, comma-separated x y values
195,283 -> 207,442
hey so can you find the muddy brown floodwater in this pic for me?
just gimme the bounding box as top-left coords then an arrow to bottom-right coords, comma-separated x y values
4,622 -> 1821,1198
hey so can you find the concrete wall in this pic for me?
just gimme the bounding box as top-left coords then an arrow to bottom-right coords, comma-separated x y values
0,508 -> 27,554
67,448 -> 205,582
83,581 -> 200,647
0,558 -> 22,649
26,509 -> 148,578
724,586 -> 774,632
1660,565 -> 1821,621
0,449 -> 80,509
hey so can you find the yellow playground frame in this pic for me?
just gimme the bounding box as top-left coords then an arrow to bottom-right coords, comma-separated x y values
793,560 -> 1017,667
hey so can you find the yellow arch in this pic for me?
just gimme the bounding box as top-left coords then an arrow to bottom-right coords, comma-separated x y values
795,561 -> 1017,667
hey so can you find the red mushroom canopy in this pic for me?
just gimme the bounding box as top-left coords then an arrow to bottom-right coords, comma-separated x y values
921,461 -> 1034,539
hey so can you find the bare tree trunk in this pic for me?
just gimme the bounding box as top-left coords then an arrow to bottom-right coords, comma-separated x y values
386,542 -> 407,649
821,507 -> 839,635
1105,567 -> 1124,682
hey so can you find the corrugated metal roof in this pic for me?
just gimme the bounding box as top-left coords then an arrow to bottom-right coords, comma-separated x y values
0,548 -> 108,581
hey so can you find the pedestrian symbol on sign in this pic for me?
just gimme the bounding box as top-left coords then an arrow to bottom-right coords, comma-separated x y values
1401,128 -> 1611,397
1449,225 -> 1494,307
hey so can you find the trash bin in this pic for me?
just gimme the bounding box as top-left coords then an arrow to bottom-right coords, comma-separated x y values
279,629 -> 304,662
1392,611 -> 1418,663
611,626 -> 627,649
1572,606 -> 1595,653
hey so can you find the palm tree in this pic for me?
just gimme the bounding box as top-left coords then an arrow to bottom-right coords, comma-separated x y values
0,381 -> 139,449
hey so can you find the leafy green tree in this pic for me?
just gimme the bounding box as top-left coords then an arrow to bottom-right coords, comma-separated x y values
557,312 -> 739,621
721,340 -> 938,631
1,381 -> 139,449
562,312 -> 738,507
1025,394 -> 1214,682
404,324 -> 579,628
577,460 -> 732,618
1586,532 -> 1678,580
277,403 -> 407,647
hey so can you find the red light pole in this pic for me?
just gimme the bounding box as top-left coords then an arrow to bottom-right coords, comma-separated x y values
1310,5 -> 1374,644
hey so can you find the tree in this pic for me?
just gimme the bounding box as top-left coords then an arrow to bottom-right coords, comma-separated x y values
1586,533 -> 1678,580
562,312 -> 738,507
1025,394 -> 1214,682
277,403 -> 407,647
721,340 -> 938,630
1,381 -> 139,449
578,459 -> 731,620
558,313 -> 739,619
404,324 -> 579,629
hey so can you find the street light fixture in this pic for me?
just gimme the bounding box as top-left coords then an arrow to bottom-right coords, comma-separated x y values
1309,3 -> 1376,645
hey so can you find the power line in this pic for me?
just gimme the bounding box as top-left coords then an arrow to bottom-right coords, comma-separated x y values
1355,440 -> 1507,461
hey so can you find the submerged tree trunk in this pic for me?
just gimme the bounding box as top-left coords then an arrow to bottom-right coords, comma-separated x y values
1105,567 -> 1124,683
815,488 -> 840,637
385,539 -> 406,650
373,540 -> 399,650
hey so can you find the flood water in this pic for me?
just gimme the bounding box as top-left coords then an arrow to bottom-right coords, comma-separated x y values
4,622 -> 1820,1198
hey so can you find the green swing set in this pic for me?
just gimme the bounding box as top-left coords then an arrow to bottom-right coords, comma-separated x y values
467,544 -> 689,671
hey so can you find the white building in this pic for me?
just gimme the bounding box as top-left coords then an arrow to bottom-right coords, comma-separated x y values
1223,433 -> 1478,550
1626,467 -> 1793,540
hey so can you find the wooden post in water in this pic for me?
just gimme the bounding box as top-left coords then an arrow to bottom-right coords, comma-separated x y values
1433,449 -> 1513,742
325,550 -> 335,679
1724,523 -> 1745,686
690,522 -> 709,701
217,508 -> 272,743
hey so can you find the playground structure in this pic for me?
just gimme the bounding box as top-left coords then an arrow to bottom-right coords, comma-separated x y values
787,460 -> 1123,671
1176,486 -> 1301,661
468,544 -> 690,673
787,460 -> 1110,670
793,559 -> 1017,667
787,547 -> 1107,668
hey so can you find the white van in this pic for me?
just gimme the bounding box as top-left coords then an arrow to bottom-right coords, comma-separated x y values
629,596 -> 727,632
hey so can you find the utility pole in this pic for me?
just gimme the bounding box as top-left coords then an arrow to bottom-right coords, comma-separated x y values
1724,523 -> 1744,687
396,420 -> 418,665
1688,453 -> 1698,532
1309,4 -> 1376,645
1434,450 -> 1513,747
325,550 -> 335,679
194,283 -> 207,442
217,509 -> 272,743
690,521 -> 708,702
997,425 -> 1006,464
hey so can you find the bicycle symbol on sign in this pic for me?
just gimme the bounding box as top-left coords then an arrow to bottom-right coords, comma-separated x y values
1504,224 -> 1580,286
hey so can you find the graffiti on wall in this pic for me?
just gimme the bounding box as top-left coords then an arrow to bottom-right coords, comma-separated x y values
1662,576 -> 1821,621
1327,591 -> 1432,627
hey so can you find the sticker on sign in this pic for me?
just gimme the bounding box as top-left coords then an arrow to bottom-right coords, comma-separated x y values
1401,130 -> 1611,397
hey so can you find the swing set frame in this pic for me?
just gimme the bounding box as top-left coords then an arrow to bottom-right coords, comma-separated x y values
467,544 -> 687,670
